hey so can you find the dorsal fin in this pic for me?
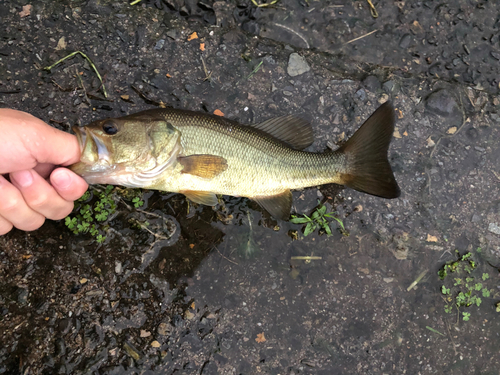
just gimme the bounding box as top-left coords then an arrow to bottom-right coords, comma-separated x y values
250,115 -> 314,150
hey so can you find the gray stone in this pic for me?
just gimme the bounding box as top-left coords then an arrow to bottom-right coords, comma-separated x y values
488,223 -> 500,235
399,34 -> 412,49
425,89 -> 460,117
166,29 -> 179,40
154,39 -> 165,50
383,80 -> 395,93
287,53 -> 310,77
363,75 -> 381,92
355,88 -> 367,102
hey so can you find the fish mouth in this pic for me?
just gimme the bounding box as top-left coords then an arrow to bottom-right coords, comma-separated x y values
72,125 -> 87,154
72,126 -> 111,165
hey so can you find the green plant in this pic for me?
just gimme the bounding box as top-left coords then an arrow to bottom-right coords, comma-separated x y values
290,202 -> 347,237
132,196 -> 143,208
439,251 -> 494,322
65,185 -> 117,242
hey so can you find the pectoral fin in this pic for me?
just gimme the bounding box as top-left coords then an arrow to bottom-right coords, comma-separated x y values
179,154 -> 228,179
182,190 -> 219,206
253,190 -> 292,220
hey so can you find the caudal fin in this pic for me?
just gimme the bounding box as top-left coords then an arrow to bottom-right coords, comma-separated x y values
336,102 -> 400,198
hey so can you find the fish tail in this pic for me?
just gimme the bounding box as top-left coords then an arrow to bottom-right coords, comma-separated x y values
335,102 -> 400,198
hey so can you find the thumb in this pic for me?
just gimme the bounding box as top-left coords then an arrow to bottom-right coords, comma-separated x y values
1,109 -> 81,167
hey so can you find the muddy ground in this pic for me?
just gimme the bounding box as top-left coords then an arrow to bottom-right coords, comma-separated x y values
1,0 -> 500,374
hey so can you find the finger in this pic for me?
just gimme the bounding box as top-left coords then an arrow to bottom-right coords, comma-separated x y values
0,215 -> 14,236
50,168 -> 89,201
34,163 -> 56,179
10,170 -> 74,221
0,109 -> 82,171
0,175 -> 45,231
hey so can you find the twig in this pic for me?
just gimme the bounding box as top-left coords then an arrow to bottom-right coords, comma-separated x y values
291,256 -> 322,261
44,51 -> 107,98
201,57 -> 212,82
407,270 -> 428,291
366,0 -> 378,18
131,85 -> 166,107
345,29 -> 378,44
74,66 -> 90,105
272,23 -> 310,49
251,0 -> 278,8
130,0 -> 142,4
213,246 -> 239,265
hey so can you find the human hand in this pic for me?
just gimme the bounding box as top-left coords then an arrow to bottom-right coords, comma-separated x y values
0,109 -> 88,235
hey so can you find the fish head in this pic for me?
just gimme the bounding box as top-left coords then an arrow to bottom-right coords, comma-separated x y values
71,115 -> 182,186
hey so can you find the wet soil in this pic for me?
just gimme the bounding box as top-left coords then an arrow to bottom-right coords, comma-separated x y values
1,1 -> 500,374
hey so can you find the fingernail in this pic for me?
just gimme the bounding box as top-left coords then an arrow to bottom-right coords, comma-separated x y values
52,169 -> 71,189
11,170 -> 34,188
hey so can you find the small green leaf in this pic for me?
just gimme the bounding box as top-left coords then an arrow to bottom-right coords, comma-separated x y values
482,273 -> 489,281
462,312 -> 470,321
304,223 -> 315,236
318,205 -> 326,215
482,289 -> 490,298
290,217 -> 310,224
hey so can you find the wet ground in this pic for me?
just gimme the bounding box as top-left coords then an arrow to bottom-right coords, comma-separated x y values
1,0 -> 500,374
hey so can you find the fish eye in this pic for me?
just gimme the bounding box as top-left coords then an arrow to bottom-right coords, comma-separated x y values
102,121 -> 118,135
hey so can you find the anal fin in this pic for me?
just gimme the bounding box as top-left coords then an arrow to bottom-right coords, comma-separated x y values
253,190 -> 292,220
182,190 -> 219,206
179,154 -> 228,179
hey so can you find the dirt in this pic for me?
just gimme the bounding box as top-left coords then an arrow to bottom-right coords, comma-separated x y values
1,0 -> 500,374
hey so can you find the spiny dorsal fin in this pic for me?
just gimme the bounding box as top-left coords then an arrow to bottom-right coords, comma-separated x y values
250,115 -> 314,150
181,190 -> 219,206
178,154 -> 228,179
253,190 -> 293,220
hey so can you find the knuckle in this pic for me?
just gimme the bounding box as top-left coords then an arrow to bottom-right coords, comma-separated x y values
0,194 -> 21,212
27,193 -> 49,210
19,217 -> 45,232
49,203 -> 74,221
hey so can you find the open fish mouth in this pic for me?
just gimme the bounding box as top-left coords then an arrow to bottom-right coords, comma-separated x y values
72,126 -> 111,165
72,125 -> 87,153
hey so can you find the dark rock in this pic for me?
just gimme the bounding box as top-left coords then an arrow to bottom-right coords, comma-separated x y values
363,75 -> 381,92
162,0 -> 181,11
399,33 -> 411,49
425,89 -> 460,117
465,127 -> 478,139
355,88 -> 367,102
241,20 -> 260,35
201,361 -> 218,375
383,80 -> 397,93
166,29 -> 179,40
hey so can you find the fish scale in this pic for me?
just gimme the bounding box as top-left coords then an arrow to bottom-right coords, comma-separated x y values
154,109 -> 346,197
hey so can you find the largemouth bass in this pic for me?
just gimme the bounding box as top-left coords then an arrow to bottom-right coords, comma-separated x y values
71,102 -> 400,219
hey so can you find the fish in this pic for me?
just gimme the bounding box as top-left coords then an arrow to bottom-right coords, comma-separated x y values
70,102 -> 400,220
